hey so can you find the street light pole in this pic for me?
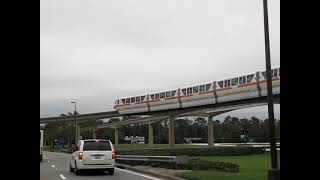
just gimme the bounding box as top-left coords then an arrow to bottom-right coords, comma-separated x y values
71,101 -> 77,145
262,0 -> 279,179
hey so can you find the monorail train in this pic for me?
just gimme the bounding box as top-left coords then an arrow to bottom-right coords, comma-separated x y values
113,67 -> 280,114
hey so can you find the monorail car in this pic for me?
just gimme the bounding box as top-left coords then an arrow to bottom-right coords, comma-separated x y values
113,67 -> 280,114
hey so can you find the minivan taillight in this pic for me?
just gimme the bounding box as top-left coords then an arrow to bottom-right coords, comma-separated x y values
78,151 -> 83,160
112,150 -> 116,159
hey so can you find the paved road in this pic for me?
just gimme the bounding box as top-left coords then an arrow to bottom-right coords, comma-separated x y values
40,151 -> 162,180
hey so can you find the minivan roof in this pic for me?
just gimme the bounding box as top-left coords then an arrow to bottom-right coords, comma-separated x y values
82,139 -> 110,142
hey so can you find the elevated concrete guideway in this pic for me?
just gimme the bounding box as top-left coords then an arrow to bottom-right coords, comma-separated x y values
76,95 -> 279,147
40,94 -> 279,148
40,111 -> 120,123
40,94 -> 280,123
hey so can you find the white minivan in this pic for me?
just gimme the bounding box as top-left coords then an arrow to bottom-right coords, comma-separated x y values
70,139 -> 116,175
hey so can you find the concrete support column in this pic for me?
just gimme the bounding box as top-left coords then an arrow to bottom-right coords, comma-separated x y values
208,116 -> 214,148
77,125 -> 81,141
169,115 -> 175,148
115,127 -> 119,145
148,122 -> 154,145
92,130 -> 96,139
74,121 -> 78,144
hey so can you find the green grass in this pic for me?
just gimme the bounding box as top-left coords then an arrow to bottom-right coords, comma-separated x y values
177,151 -> 280,180
114,144 -> 207,149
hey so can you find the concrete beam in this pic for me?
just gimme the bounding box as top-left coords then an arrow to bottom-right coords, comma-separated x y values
208,116 -> 214,147
40,111 -> 120,123
96,116 -> 167,130
148,122 -> 154,145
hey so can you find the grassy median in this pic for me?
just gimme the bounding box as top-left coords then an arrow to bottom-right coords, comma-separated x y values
176,151 -> 280,180
114,144 -> 208,149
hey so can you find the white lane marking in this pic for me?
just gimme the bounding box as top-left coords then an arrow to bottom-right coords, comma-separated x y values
51,165 -> 55,168
59,174 -> 66,180
115,168 -> 161,180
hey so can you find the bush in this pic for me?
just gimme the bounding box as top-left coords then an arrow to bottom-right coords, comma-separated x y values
116,146 -> 264,156
115,158 -> 239,172
189,158 -> 239,172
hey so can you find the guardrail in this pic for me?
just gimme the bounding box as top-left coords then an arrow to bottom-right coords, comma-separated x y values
115,155 -> 189,164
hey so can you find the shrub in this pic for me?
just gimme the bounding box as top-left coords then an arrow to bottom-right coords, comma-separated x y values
116,146 -> 264,156
115,158 -> 239,173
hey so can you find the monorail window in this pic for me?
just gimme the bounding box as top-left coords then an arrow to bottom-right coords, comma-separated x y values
155,94 -> 159,99
121,99 -> 125,104
224,80 -> 230,87
239,76 -> 246,84
141,96 -> 145,101
217,81 -> 224,88
193,86 -> 199,93
273,69 -> 278,77
166,91 -> 171,98
160,92 -> 165,98
171,90 -> 176,96
187,87 -> 192,94
136,96 -> 140,102
262,71 -> 266,79
150,94 -> 155,100
231,78 -> 238,86
131,97 -> 135,103
206,83 -> 212,91
278,68 -> 280,76
199,85 -> 205,92
126,98 -> 130,104
247,74 -> 254,82
182,88 -> 186,95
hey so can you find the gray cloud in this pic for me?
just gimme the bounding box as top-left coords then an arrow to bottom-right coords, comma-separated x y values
41,0 -> 279,118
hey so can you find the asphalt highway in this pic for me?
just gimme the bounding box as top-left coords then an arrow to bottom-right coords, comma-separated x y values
40,151 -> 162,180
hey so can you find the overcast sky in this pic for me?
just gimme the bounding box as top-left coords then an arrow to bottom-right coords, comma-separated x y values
40,0 -> 280,119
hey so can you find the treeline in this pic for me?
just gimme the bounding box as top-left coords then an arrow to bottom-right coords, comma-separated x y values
42,116 -> 280,146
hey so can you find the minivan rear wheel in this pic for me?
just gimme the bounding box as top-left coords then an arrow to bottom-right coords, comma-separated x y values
108,168 -> 114,175
74,161 -> 81,175
69,162 -> 74,172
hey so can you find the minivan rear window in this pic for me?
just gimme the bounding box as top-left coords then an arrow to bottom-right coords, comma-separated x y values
83,141 -> 111,151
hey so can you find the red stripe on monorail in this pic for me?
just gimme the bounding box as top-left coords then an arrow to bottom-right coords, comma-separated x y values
238,82 -> 257,87
180,94 -> 193,98
148,99 -> 161,103
199,90 -> 214,95
216,87 -> 232,91
165,96 -> 179,100
134,101 -> 148,105
259,77 -> 280,84
114,104 -> 130,108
